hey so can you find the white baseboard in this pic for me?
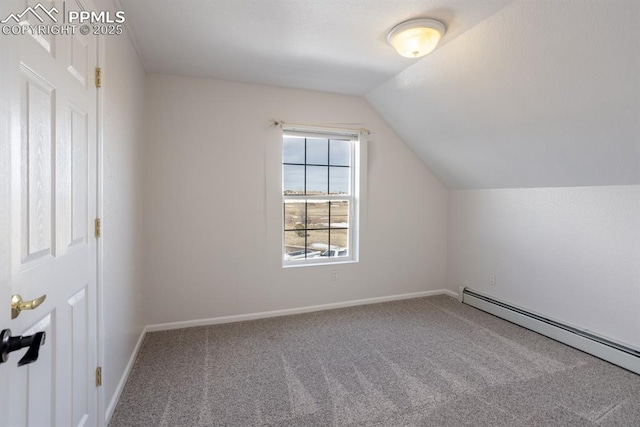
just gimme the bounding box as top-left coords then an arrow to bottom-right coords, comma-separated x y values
105,328 -> 147,425
440,289 -> 459,299
146,289 -> 455,332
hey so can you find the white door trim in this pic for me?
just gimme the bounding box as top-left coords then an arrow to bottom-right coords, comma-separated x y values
95,29 -> 106,427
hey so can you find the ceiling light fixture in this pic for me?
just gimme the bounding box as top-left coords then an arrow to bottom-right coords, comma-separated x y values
387,18 -> 446,58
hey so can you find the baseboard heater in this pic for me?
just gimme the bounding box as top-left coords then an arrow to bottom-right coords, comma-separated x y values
459,287 -> 640,376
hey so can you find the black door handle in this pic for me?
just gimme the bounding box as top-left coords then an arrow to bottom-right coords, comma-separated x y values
0,329 -> 46,367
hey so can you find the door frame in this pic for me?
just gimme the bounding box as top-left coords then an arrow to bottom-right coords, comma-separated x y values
95,24 -> 106,427
72,2 -> 105,424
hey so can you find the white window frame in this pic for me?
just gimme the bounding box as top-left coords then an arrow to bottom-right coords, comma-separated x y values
281,125 -> 364,268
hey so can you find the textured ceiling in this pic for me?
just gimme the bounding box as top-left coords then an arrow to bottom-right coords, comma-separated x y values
120,0 -> 639,189
118,0 -> 510,95
367,0 -> 640,188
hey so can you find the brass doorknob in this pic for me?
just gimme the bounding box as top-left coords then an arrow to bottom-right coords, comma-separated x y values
11,294 -> 46,319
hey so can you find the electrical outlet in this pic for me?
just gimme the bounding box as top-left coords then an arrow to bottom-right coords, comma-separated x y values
489,274 -> 496,286
332,271 -> 338,281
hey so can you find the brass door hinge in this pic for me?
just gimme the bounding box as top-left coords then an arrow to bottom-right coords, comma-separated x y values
95,218 -> 101,238
95,67 -> 102,88
96,366 -> 102,387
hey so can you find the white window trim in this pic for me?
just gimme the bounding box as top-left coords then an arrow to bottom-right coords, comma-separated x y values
281,125 -> 366,268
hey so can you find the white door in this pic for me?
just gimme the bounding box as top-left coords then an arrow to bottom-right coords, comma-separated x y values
0,0 -> 99,426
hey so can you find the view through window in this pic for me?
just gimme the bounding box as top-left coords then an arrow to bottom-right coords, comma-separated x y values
282,129 -> 358,265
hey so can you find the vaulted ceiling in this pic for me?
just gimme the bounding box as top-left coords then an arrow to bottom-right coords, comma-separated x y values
120,0 -> 640,189
367,1 -> 640,188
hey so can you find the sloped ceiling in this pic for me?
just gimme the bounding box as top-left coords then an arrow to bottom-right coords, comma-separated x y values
119,0 -> 639,189
118,0 -> 510,95
367,1 -> 640,188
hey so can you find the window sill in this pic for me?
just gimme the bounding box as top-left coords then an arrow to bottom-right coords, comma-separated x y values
282,259 -> 357,269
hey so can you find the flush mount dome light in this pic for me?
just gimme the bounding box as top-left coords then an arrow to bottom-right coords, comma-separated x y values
387,18 -> 446,58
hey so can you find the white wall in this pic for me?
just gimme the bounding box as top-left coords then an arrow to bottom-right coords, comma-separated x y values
142,74 -> 448,325
100,1 -> 147,419
448,185 -> 640,349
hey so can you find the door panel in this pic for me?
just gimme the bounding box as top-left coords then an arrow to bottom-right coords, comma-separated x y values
70,104 -> 88,247
20,67 -> 56,264
68,33 -> 89,86
69,286 -> 89,425
21,0 -> 57,56
10,315 -> 55,426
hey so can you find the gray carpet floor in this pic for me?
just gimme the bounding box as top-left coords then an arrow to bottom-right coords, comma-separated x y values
109,295 -> 640,426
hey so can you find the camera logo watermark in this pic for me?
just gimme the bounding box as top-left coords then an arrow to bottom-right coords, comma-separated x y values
2,2 -> 125,36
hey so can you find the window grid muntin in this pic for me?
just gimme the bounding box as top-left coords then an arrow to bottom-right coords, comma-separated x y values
283,134 -> 354,262
283,198 -> 351,259
283,137 -> 351,196
283,201 -> 353,259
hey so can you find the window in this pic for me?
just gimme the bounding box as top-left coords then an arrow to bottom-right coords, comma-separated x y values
282,127 -> 360,266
